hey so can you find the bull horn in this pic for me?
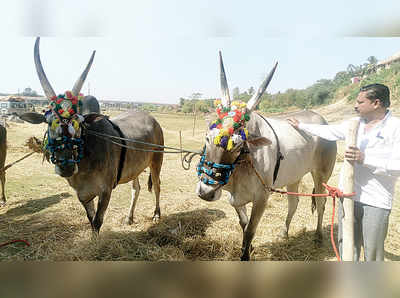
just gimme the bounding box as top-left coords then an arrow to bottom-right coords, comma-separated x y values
34,37 -> 56,100
246,62 -> 278,111
219,51 -> 231,108
72,50 -> 96,96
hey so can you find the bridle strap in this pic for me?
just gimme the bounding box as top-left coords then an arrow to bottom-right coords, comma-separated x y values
104,118 -> 126,188
256,113 -> 284,184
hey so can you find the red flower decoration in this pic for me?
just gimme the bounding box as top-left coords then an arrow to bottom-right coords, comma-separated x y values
71,98 -> 78,105
228,127 -> 234,135
233,115 -> 241,122
58,109 -> 64,114
65,91 -> 72,99
217,123 -> 222,129
68,108 -> 75,115
51,95 -> 57,101
56,98 -> 63,104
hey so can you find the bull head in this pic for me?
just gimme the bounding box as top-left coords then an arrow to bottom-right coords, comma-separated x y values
21,37 -> 96,177
196,52 -> 276,201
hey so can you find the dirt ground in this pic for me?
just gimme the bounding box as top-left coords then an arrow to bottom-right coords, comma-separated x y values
0,100 -> 399,261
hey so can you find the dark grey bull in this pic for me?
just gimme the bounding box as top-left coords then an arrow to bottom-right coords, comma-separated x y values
0,125 -> 6,206
21,38 -> 164,233
196,53 -> 336,260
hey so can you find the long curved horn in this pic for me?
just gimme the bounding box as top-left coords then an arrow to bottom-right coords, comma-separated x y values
72,50 -> 96,96
246,62 -> 278,111
34,37 -> 56,100
219,51 -> 231,108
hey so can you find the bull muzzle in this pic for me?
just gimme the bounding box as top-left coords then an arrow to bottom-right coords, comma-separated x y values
196,181 -> 222,202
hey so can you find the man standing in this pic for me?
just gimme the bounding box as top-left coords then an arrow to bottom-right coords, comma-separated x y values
287,83 -> 400,261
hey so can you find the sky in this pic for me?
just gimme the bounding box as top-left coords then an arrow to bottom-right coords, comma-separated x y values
0,0 -> 400,104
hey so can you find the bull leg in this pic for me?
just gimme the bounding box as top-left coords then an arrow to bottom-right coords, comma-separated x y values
78,195 -> 96,225
280,181 -> 300,239
92,190 -> 112,234
241,194 -> 268,261
150,155 -> 162,222
312,172 -> 327,244
0,171 -> 5,206
234,205 -> 248,232
126,178 -> 140,225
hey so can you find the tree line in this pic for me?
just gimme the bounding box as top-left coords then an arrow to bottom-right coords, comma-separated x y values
177,56 -> 380,114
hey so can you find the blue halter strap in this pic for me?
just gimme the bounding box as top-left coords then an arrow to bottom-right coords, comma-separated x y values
196,147 -> 237,185
46,130 -> 84,166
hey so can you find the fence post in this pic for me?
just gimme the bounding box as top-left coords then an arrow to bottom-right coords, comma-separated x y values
341,119 -> 360,261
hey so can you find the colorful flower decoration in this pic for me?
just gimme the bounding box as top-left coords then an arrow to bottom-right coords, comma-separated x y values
209,100 -> 250,151
47,91 -> 85,137
49,91 -> 84,119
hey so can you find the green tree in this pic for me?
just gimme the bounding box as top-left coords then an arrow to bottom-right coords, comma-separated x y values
232,87 -> 240,99
367,56 -> 378,65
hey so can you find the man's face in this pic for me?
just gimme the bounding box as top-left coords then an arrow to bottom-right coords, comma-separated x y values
354,91 -> 380,118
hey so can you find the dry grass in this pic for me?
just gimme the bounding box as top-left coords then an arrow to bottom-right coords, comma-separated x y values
0,105 -> 399,261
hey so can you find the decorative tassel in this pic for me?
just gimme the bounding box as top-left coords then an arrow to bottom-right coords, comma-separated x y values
68,124 -> 75,136
227,138 -> 234,151
214,135 -> 222,145
51,119 -> 60,131
220,136 -> 228,148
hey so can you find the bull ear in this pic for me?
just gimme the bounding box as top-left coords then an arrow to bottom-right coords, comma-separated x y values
247,136 -> 272,147
84,113 -> 107,124
20,112 -> 46,124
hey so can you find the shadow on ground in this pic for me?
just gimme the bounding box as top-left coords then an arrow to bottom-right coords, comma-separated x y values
2,192 -> 71,218
0,207 -> 230,261
256,224 -> 339,261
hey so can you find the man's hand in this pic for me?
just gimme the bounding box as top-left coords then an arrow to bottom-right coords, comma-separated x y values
345,146 -> 364,163
287,118 -> 300,128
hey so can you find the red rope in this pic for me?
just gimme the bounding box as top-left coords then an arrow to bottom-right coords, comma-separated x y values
0,239 -> 30,248
269,183 -> 355,262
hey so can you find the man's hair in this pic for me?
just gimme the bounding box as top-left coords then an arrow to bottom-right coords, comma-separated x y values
359,83 -> 390,108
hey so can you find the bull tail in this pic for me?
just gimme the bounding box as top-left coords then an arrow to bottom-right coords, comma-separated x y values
148,173 -> 153,192
311,188 -> 316,214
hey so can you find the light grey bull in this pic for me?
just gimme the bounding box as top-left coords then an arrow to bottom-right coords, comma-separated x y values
196,52 -> 336,260
21,38 -> 164,233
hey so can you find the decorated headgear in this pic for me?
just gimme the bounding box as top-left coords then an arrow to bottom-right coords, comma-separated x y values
209,99 -> 250,151
47,91 -> 85,138
49,91 -> 84,119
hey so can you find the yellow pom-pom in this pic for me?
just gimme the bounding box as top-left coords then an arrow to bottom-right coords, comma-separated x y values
51,119 -> 60,131
72,119 -> 79,132
214,99 -> 222,106
214,135 -> 222,145
227,138 -> 234,151
61,111 -> 70,118
244,128 -> 248,138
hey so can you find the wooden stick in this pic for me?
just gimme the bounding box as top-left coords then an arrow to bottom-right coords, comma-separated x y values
179,130 -> 183,162
192,102 -> 196,137
341,119 -> 360,261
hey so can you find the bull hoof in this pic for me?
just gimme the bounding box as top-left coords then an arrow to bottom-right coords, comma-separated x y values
240,245 -> 254,261
152,213 -> 160,222
124,217 -> 137,225
278,228 -> 289,240
313,232 -> 323,246
0,200 -> 5,207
